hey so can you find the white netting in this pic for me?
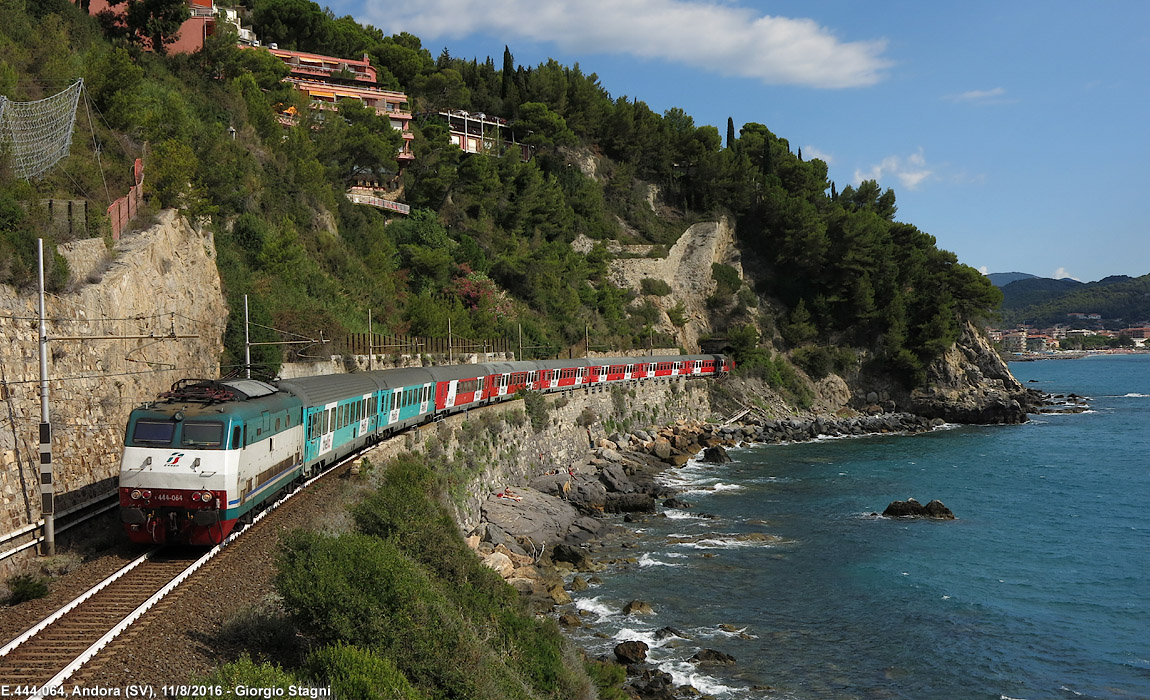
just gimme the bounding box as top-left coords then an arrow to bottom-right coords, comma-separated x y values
0,79 -> 83,180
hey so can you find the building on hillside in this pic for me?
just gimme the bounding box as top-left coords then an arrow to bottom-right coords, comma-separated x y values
264,47 -> 414,164
431,110 -> 533,161
82,0 -> 256,54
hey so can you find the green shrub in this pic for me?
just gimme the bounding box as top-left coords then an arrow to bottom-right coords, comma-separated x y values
190,656 -> 298,699
305,643 -> 426,700
792,346 -> 834,379
639,278 -> 672,296
6,573 -> 48,604
584,658 -> 629,700
518,389 -> 549,432
712,263 -> 741,297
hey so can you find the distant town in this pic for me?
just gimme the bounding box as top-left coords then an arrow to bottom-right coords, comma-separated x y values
988,313 -> 1150,356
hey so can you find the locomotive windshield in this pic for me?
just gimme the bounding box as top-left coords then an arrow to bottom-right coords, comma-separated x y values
132,420 -> 175,445
181,421 -> 224,448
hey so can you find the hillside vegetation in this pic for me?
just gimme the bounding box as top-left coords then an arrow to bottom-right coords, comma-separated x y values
0,0 -> 1002,389
999,274 -> 1150,328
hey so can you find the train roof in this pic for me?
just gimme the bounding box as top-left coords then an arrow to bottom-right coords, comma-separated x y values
278,373 -> 385,406
426,363 -> 490,381
366,367 -> 436,390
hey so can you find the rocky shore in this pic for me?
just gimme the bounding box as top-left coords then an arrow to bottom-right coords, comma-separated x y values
465,411 -> 946,698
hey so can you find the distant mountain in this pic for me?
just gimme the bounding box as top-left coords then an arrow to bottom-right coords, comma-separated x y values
986,272 -> 1038,287
1000,277 -> 1084,311
998,274 -> 1150,326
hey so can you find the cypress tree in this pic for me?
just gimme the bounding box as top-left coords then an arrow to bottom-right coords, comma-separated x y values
501,45 -> 514,99
726,117 -> 735,149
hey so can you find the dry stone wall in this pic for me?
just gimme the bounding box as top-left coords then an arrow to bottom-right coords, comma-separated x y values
0,211 -> 225,570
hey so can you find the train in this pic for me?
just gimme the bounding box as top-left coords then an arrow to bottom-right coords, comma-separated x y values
118,354 -> 732,545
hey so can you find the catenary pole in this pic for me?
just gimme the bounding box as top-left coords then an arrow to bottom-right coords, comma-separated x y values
244,294 -> 251,379
37,239 -> 54,556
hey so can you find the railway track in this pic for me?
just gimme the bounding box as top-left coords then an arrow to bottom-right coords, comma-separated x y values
0,457 -> 353,696
0,548 -> 202,694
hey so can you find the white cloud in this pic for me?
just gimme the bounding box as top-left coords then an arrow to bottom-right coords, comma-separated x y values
978,266 -> 989,275
1053,267 -> 1080,281
946,87 -> 1008,103
854,148 -> 933,190
802,146 -> 834,164
361,0 -> 892,88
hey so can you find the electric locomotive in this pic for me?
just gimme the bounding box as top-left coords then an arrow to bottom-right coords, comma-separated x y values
119,378 -> 305,544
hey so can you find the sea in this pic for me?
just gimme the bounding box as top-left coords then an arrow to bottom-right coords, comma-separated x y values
567,354 -> 1150,700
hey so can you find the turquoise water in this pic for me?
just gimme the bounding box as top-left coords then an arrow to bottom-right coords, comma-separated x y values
570,354 -> 1150,699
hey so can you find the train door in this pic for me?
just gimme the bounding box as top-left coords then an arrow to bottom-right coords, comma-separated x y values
358,394 -> 371,434
389,389 -> 401,424
528,370 -> 538,390
693,360 -> 702,375
419,383 -> 432,414
446,380 -> 458,408
497,374 -> 509,397
624,364 -> 634,380
319,401 -> 336,455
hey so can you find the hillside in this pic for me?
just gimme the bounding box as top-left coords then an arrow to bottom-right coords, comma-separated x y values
986,271 -> 1038,287
1000,274 -> 1150,326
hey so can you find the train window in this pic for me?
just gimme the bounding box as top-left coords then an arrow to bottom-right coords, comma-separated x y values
232,426 -> 241,449
182,421 -> 224,447
276,417 -> 281,431
133,420 -> 175,445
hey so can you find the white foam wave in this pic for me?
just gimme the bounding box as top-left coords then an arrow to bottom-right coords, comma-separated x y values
661,661 -> 738,696
575,596 -> 617,619
678,535 -> 779,549
663,509 -> 704,520
638,553 -> 683,567
613,626 -> 666,649
1121,393 -> 1150,398
710,482 -> 743,492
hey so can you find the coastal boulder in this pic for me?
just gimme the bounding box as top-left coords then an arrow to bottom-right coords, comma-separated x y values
882,497 -> 956,519
481,487 -> 580,547
924,499 -> 956,519
623,600 -> 655,615
551,543 -> 595,571
614,640 -> 649,664
701,445 -> 732,464
689,649 -> 736,665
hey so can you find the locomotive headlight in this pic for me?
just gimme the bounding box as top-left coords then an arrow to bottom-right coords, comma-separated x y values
200,491 -> 213,503
131,489 -> 142,500
141,490 -> 151,498
191,491 -> 201,501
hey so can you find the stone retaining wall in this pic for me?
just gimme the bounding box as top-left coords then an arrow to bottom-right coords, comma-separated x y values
0,211 -> 225,575
356,377 -> 715,532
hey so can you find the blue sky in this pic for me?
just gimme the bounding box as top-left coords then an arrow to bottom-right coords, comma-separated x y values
324,0 -> 1150,283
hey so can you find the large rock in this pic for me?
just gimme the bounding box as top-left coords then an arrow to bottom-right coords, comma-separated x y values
599,463 -> 635,493
689,649 -> 736,665
551,543 -> 595,571
910,322 -> 1036,424
529,473 -> 608,513
701,445 -> 732,464
614,640 -> 649,664
606,492 -> 656,513
882,498 -> 956,520
481,487 -> 580,547
623,600 -> 654,615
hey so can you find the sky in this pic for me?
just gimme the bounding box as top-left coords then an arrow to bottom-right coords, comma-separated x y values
323,0 -> 1150,283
